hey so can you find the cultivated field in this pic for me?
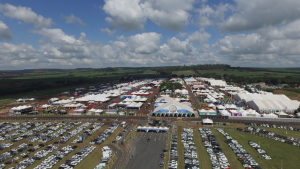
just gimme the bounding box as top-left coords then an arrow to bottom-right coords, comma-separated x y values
273,90 -> 300,101
172,70 -> 196,76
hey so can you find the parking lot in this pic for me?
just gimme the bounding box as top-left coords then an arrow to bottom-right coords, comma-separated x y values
0,120 -> 125,169
125,132 -> 168,169
1,121 -> 300,169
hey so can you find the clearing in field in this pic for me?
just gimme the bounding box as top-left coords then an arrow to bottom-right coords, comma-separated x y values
273,90 -> 300,101
172,70 -> 196,76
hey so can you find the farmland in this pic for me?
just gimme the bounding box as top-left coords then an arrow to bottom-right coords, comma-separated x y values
273,90 -> 300,101
1,66 -> 300,99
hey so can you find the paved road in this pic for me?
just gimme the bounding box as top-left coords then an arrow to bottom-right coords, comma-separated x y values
125,132 -> 168,169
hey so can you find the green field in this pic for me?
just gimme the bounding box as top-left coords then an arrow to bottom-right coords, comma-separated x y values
1,65 -> 300,99
197,69 -> 300,77
0,67 -> 164,99
174,123 -> 300,169
172,70 -> 196,76
284,93 -> 298,97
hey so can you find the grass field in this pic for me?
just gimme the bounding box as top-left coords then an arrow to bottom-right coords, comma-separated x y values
193,128 -> 212,169
173,123 -> 300,169
226,129 -> 300,169
172,70 -> 196,76
197,69 -> 300,78
273,90 -> 300,101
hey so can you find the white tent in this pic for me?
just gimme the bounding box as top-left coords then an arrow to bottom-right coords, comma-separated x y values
219,110 -> 231,116
217,105 -> 225,110
202,118 -> 213,125
262,113 -> 278,118
208,103 -> 215,108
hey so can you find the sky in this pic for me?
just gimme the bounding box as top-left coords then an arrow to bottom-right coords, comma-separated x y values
0,0 -> 300,70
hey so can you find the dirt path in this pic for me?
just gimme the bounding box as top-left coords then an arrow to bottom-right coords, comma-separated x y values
183,83 -> 201,117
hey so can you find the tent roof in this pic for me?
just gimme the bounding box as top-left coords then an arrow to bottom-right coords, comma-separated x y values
154,99 -> 194,113
202,118 -> 213,123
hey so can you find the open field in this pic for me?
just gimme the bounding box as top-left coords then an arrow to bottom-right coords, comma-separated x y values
225,129 -> 300,169
172,70 -> 196,76
197,69 -> 300,77
2,66 -> 300,99
0,68 -> 163,98
273,90 -> 300,101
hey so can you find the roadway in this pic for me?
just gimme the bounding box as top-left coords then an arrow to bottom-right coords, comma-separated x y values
125,132 -> 168,169
1,115 -> 300,127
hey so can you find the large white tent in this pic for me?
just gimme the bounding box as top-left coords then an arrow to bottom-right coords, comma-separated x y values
234,93 -> 300,113
206,79 -> 227,86
247,100 -> 299,113
234,93 -> 290,103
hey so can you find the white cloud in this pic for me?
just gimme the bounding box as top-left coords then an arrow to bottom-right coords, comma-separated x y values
0,3 -> 54,27
61,14 -> 86,25
102,0 -> 146,31
196,3 -> 229,28
128,32 -> 162,54
0,27 -> 219,69
166,37 -> 193,54
33,28 -> 83,46
101,28 -> 116,36
141,0 -> 194,31
187,31 -> 210,52
214,32 -> 300,67
0,20 -> 12,40
221,0 -> 300,32
178,32 -> 188,38
102,0 -> 194,31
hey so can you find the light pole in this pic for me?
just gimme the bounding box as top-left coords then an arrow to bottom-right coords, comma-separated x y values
277,157 -> 287,169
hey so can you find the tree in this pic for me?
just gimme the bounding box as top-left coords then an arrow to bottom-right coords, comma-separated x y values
255,85 -> 261,90
244,86 -> 252,92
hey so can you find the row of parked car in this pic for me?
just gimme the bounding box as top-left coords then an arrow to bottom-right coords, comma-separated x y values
59,146 -> 96,168
217,129 -> 261,169
0,143 -> 30,163
26,122 -> 60,142
0,143 -> 13,150
238,127 -> 300,147
20,144 -> 44,158
49,122 -> 81,143
12,122 -> 54,142
0,122 -> 23,135
59,122 -> 91,143
0,122 -> 44,141
248,141 -> 271,160
8,144 -> 59,169
34,145 -> 77,169
72,123 -> 104,143
90,123 -> 119,145
199,128 -> 230,169
112,129 -> 127,143
168,127 -> 178,169
182,128 -> 199,169
245,123 -> 300,131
